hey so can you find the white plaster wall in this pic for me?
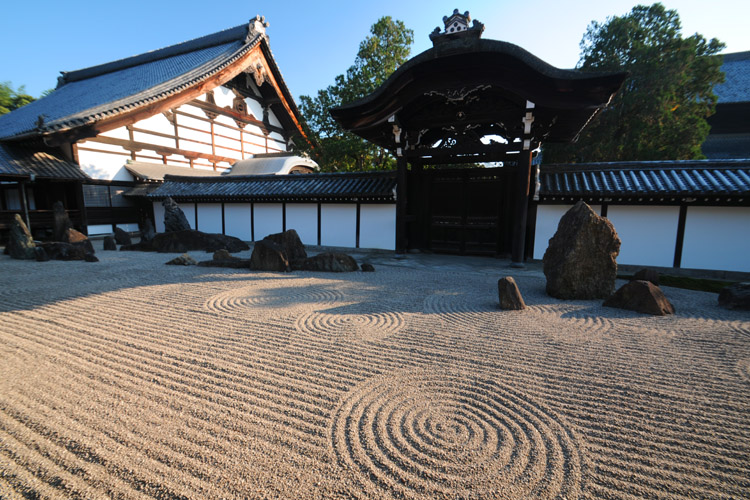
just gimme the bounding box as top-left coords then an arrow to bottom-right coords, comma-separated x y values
77,149 -> 131,180
532,204 -> 601,259
267,109 -> 282,128
682,206 -> 750,272
533,205 -> 573,260
285,204 -> 318,245
197,203 -> 222,234
360,205 -> 396,250
224,203 -> 253,241
181,202 -> 196,230
116,223 -> 139,233
253,204 -> 283,240
214,86 -> 235,107
153,202 -> 165,233
606,205 -> 679,268
246,99 -> 264,121
321,204 -> 357,248
87,224 -> 112,235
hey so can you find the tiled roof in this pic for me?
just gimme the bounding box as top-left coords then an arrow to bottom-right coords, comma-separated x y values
125,161 -> 222,181
715,51 -> 750,104
540,160 -> 750,199
145,171 -> 397,202
0,143 -> 89,180
0,24 -> 260,140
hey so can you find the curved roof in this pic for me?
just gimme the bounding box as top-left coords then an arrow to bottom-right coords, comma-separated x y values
0,143 -> 88,180
714,51 -> 750,104
227,154 -> 319,175
331,38 -> 627,150
0,19 -> 308,144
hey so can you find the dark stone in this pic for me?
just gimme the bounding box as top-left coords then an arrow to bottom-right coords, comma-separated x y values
249,239 -> 290,271
39,241 -> 96,261
632,268 -> 660,286
299,252 -> 359,272
103,236 -> 117,251
361,263 -> 375,272
718,282 -> 750,310
114,227 -> 132,246
63,228 -> 89,244
84,253 -> 99,262
262,229 -> 307,266
52,201 -> 73,242
139,218 -> 156,242
8,213 -> 36,260
498,277 -> 526,310
197,248 -> 252,268
603,280 -> 675,316
120,240 -> 155,251
149,230 -> 249,253
543,201 -> 621,299
34,246 -> 50,262
163,197 -> 191,232
166,253 -> 197,266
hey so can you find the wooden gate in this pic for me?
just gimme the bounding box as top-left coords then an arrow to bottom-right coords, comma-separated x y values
407,167 -> 517,256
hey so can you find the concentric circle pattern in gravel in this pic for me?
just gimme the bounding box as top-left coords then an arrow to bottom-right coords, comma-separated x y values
0,249 -> 749,500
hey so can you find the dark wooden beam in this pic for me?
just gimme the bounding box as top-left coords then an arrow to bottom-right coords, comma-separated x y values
511,149 -> 533,265
396,155 -> 408,254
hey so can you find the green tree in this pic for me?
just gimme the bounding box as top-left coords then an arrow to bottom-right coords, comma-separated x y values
542,3 -> 724,164
297,17 -> 413,171
0,82 -> 36,115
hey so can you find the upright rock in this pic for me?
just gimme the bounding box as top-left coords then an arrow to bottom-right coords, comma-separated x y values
52,201 -> 73,242
139,218 -> 156,242
114,227 -> 132,245
718,282 -> 750,310
249,239 -> 290,271
604,280 -> 675,316
543,201 -> 620,299
103,236 -> 117,250
263,230 -> 307,266
8,214 -> 36,260
163,197 -> 191,233
498,277 -> 526,310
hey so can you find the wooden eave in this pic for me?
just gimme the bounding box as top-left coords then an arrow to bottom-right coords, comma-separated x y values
44,40 -> 309,149
331,38 -> 627,151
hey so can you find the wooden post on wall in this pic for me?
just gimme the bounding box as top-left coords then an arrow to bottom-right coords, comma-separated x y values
396,155 -> 408,254
511,101 -> 535,267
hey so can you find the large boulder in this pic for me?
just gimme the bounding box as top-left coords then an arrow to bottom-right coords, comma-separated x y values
63,228 -> 88,244
149,230 -> 249,253
298,252 -> 359,272
114,227 -> 132,245
249,239 -> 290,271
718,282 -> 750,310
39,241 -> 97,262
603,280 -> 675,316
498,276 -> 526,310
262,230 -> 307,266
632,268 -> 660,286
7,214 -> 36,260
52,201 -> 73,242
543,201 -> 621,299
163,197 -> 191,233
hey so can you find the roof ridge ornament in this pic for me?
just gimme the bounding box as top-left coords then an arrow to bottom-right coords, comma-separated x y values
429,9 -> 484,46
247,15 -> 269,42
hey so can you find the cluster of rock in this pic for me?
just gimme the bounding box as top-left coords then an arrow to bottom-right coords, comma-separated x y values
719,283 -> 750,310
5,202 -> 98,262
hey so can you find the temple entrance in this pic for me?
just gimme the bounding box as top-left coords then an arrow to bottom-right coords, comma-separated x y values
331,10 -> 625,264
407,167 -> 516,255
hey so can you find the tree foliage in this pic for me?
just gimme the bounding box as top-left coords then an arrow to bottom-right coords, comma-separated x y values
0,81 -> 36,116
543,3 -> 725,164
297,17 -> 413,171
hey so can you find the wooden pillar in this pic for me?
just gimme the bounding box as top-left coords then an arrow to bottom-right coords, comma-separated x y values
75,181 -> 89,235
396,155 -> 408,254
511,102 -> 535,266
18,181 -> 31,231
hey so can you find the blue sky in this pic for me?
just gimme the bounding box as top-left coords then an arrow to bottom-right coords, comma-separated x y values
1,0 -> 748,102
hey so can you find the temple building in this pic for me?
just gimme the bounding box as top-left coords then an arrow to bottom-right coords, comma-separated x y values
0,16 -> 315,237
